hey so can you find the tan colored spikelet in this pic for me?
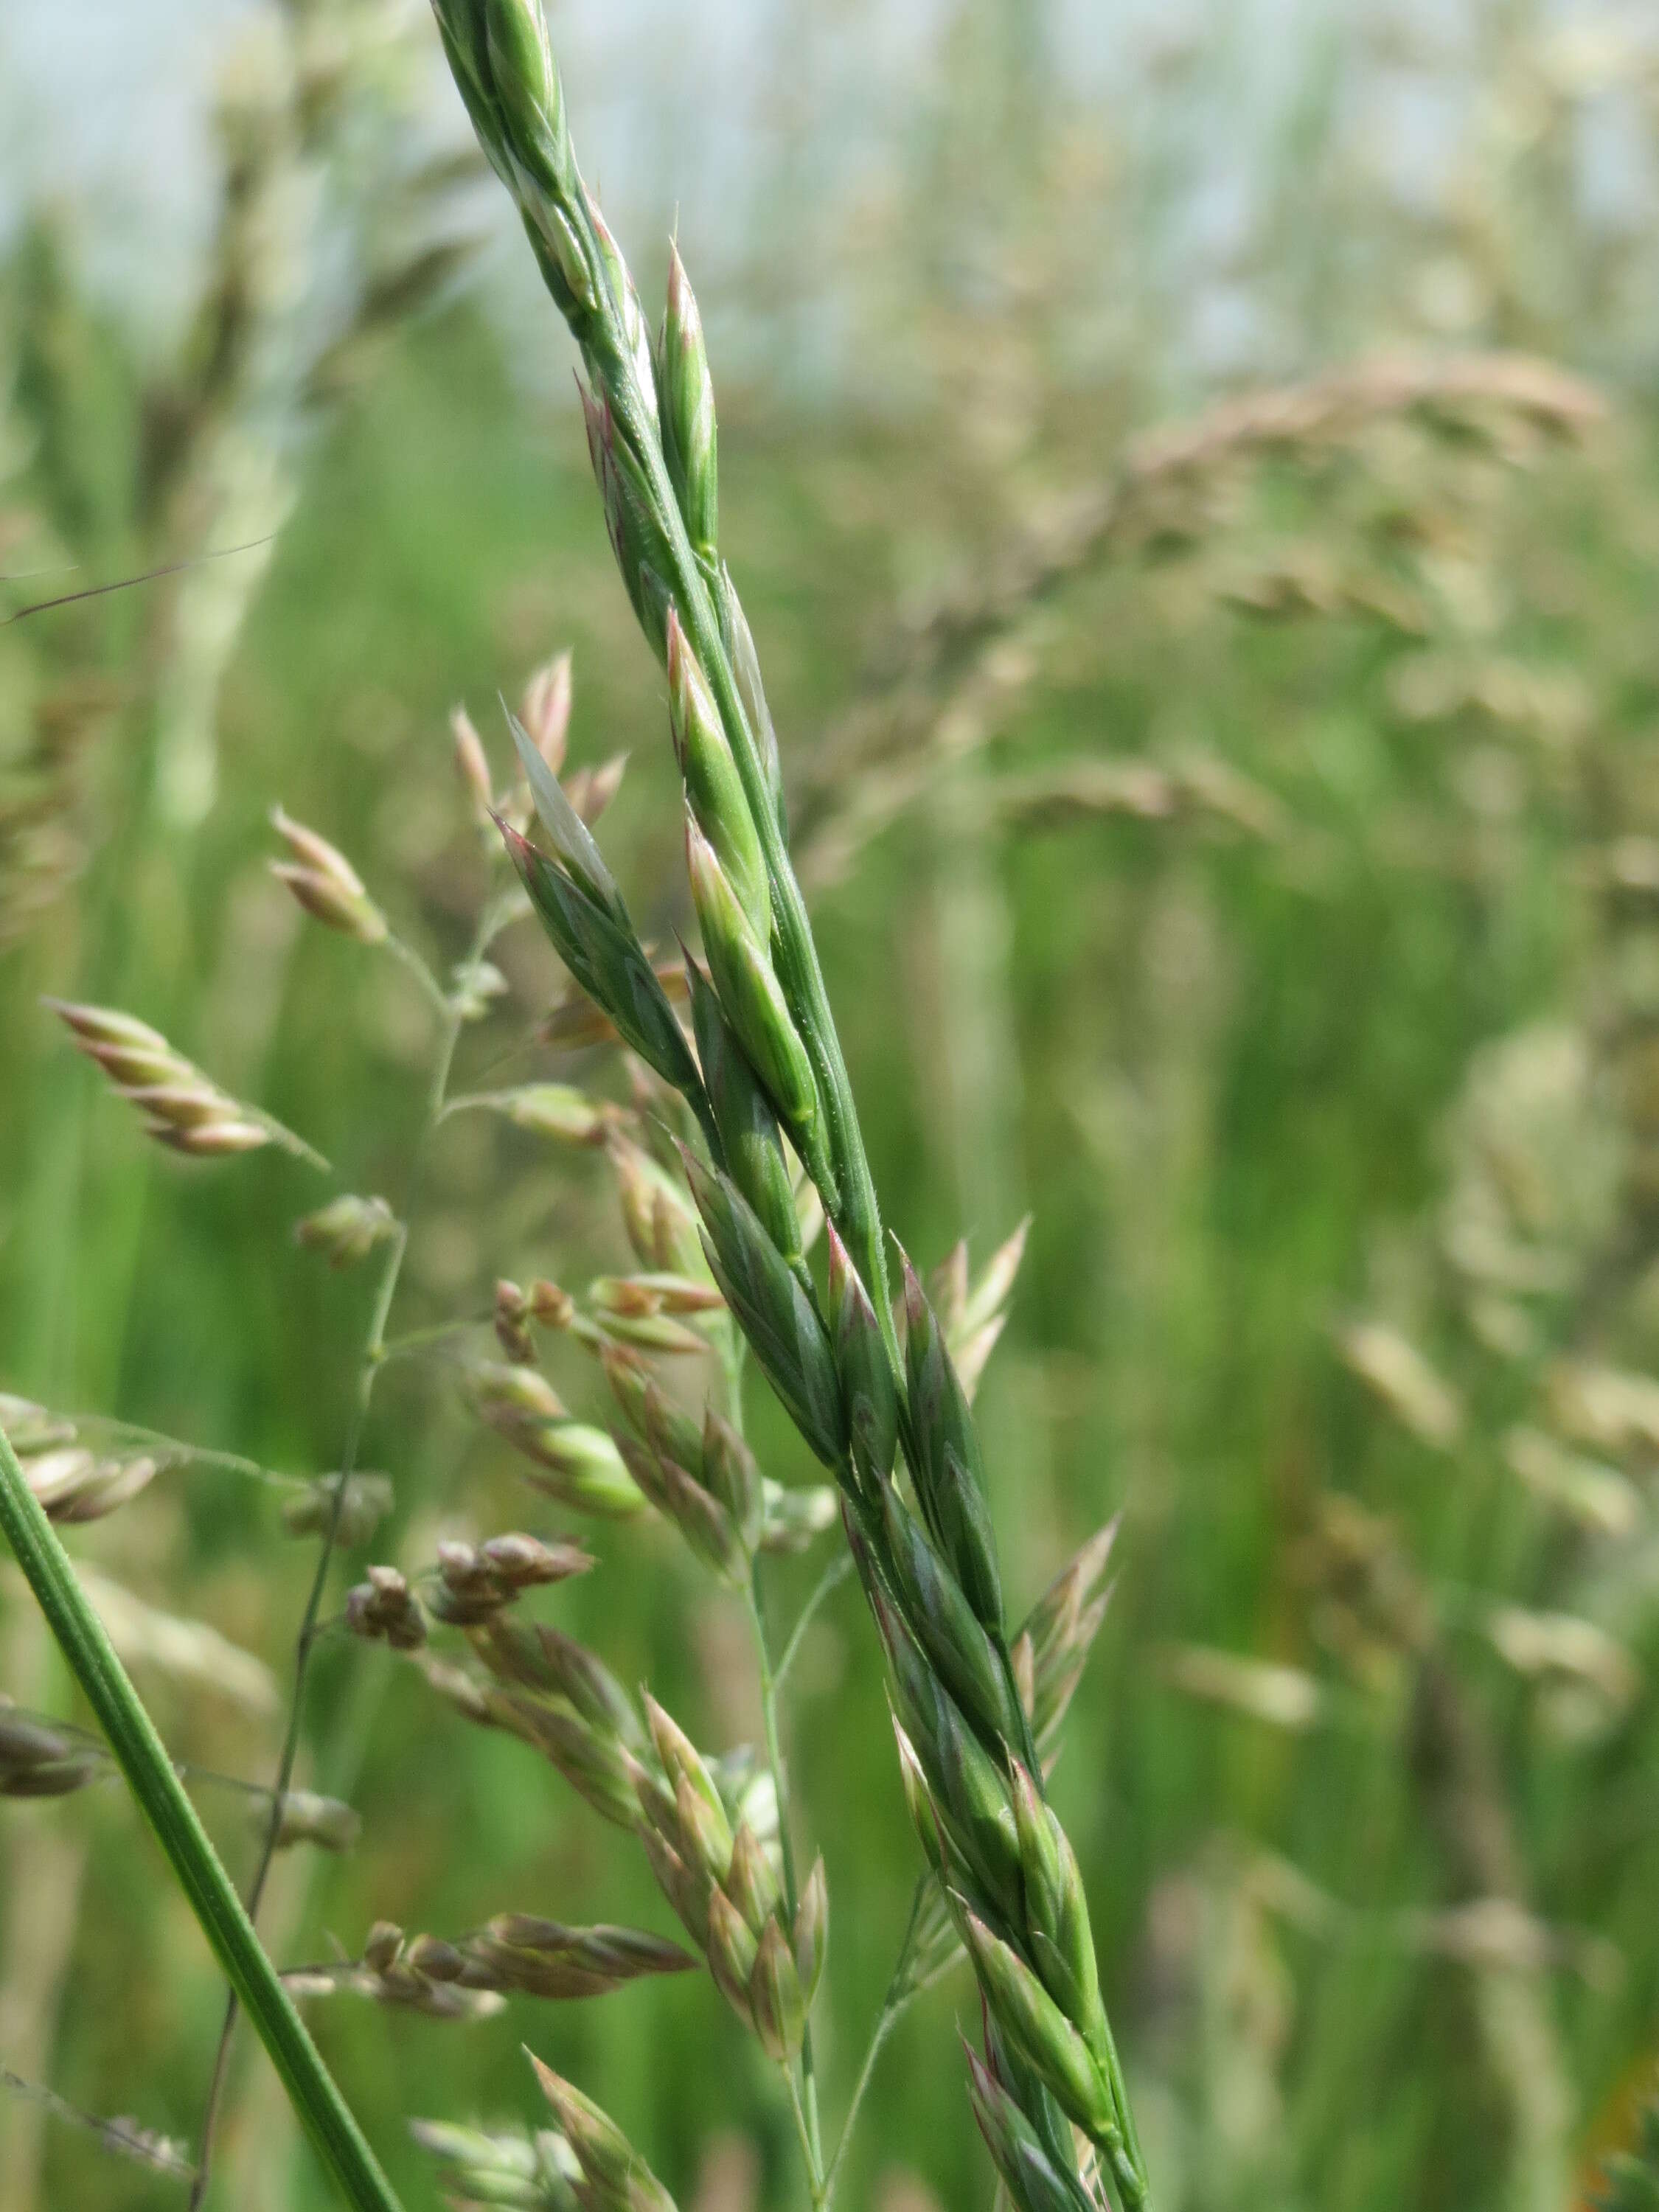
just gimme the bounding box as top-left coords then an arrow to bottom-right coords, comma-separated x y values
427,1529 -> 593,1625
270,805 -> 387,944
286,1920 -> 504,2023
1159,1644 -> 1324,1731
1333,1319 -> 1462,1448
0,1701 -> 105,1798
344,1564 -> 428,1649
24,1445 -> 158,1524
452,703 -> 495,824
45,998 -> 319,1165
521,650 -> 573,773
66,1565 -> 278,1714
294,1193 -> 398,1269
262,1789 -> 363,1853
495,1279 -> 537,1363
564,751 -> 627,826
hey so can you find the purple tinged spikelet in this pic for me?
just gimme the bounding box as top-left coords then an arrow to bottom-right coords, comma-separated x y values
825,1222 -> 899,1489
269,806 -> 386,944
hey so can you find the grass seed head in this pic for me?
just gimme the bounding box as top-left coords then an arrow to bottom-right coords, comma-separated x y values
451,703 -> 496,824
878,1482 -> 1021,1746
959,1909 -> 1115,2145
469,1085 -> 616,1145
27,1445 -> 158,1524
47,998 -> 277,1159
964,2041 -> 1092,2212
0,1705 -> 103,1798
685,955 -> 803,1267
679,1146 -> 848,1469
644,1694 -> 734,1878
606,1137 -> 706,1277
411,2115 -> 581,2212
265,1788 -> 362,1854
293,1193 -> 397,1269
270,806 -> 387,944
344,1565 -> 428,1649
530,1277 -> 577,1329
521,650 -> 573,773
899,1247 -> 1005,1635
748,1916 -> 805,2064
495,1279 -> 538,1363
723,1820 -> 781,1936
660,247 -> 717,563
793,1855 -> 829,2004
668,613 -> 766,941
826,1222 -> 899,1489
280,1471 -> 393,1545
703,1885 -> 759,2025
526,2053 -> 682,2212
700,1408 -> 763,1554
459,1914 -> 695,1999
684,810 -> 820,1161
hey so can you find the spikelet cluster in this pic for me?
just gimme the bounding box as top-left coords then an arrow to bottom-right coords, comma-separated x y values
425,4 -> 1149,2195
45,1001 -> 278,1158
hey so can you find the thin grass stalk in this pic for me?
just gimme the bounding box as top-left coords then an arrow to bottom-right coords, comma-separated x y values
822,1882 -> 925,2205
744,1563 -> 826,2199
0,1422 -> 403,2212
190,898 -> 510,2206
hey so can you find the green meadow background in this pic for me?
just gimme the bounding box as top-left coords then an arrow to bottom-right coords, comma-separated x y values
4,4 -> 1659,2208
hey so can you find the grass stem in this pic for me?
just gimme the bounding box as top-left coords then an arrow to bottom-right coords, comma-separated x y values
0,1422 -> 403,2212
745,1565 -> 827,2205
188,903 -> 492,2205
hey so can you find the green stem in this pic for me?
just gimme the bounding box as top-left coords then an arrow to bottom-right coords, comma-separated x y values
58,1419 -> 307,1492
774,1552 -> 854,1692
1,2064 -> 197,2188
745,1565 -> 827,2207
189,901 -> 491,2204
371,1318 -> 481,1368
823,2001 -> 900,2207
0,1425 -> 403,2212
821,1879 -> 924,2205
783,2067 -> 822,2208
384,931 -> 450,1018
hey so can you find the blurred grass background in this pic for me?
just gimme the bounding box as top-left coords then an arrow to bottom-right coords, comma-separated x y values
6,2 -> 1659,2208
